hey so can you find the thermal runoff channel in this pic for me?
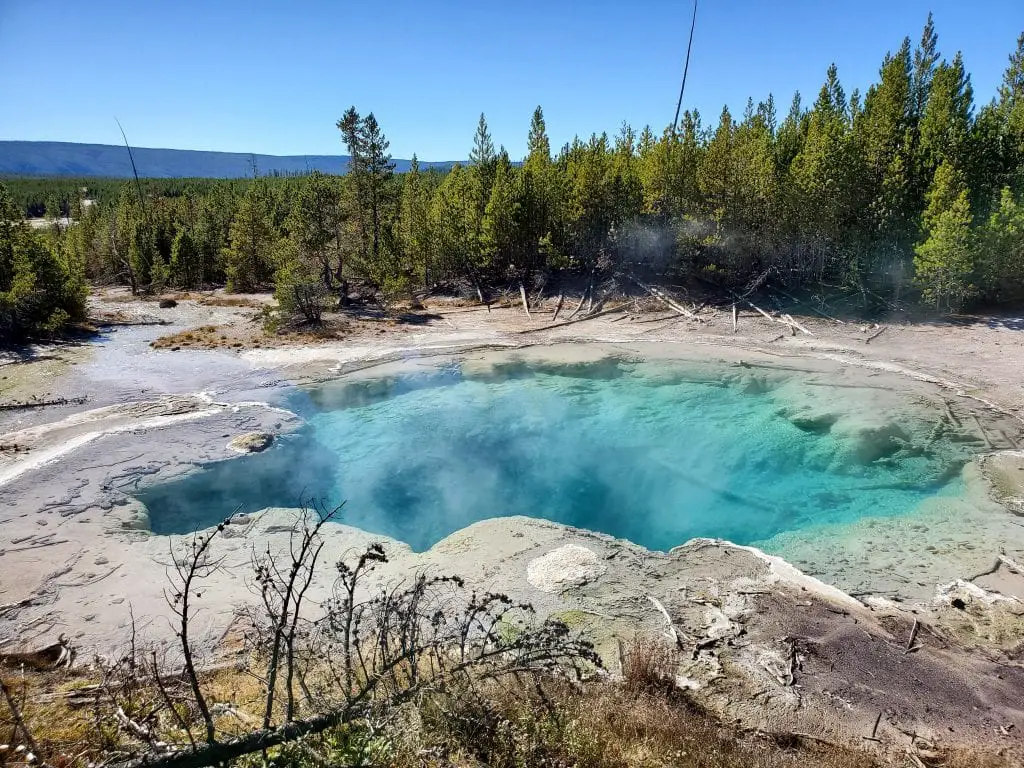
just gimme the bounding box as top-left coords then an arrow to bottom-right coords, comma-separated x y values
139,357 -> 972,551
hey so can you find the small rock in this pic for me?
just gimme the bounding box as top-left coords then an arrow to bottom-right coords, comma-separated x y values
158,298 -> 177,308
94,555 -> 109,565
228,432 -> 274,453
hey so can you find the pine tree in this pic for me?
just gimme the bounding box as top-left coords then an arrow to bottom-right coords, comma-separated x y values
337,107 -> 396,277
224,179 -> 276,293
170,229 -> 201,288
638,114 -> 701,216
732,98 -> 779,254
919,53 -> 974,173
611,122 -> 644,228
288,170 -> 342,287
149,249 -> 169,292
996,33 -> 1024,190
274,237 -> 329,325
775,92 -> 807,172
482,152 -> 521,276
361,113 -> 395,271
521,106 -> 559,278
338,107 -> 370,265
912,12 -> 940,121
975,186 -> 1024,303
111,186 -> 160,293
195,194 -> 229,284
564,134 -> 617,271
127,214 -> 157,292
0,182 -> 85,338
0,183 -> 20,293
526,106 -> 551,167
430,164 -> 486,285
914,161 -> 975,309
400,155 -> 433,285
469,113 -> 497,200
860,40 -> 916,286
699,106 -> 735,219
790,66 -> 856,280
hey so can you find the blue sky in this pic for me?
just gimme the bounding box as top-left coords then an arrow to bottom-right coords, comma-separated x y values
1,1 -> 1021,161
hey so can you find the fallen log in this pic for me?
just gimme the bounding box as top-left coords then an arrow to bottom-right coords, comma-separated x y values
0,634 -> 74,670
640,317 -> 687,334
531,276 -> 546,307
971,412 -> 996,450
769,286 -> 847,324
0,395 -> 87,412
744,299 -> 776,323
780,313 -> 814,337
942,400 -> 962,428
517,305 -> 625,335
434,305 -> 495,316
629,276 -> 704,323
905,618 -> 920,653
999,553 -> 1024,574
551,292 -> 565,322
732,291 -> 815,337
865,325 -> 887,343
647,596 -> 683,650
108,707 -> 353,768
630,312 -> 678,325
565,288 -> 589,321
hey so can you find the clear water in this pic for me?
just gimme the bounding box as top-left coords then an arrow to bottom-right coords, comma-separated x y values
138,359 -> 967,551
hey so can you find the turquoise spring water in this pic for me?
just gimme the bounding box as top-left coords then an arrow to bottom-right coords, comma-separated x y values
139,358 -> 968,551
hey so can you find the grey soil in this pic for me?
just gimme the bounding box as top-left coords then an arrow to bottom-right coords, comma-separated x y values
2,289 -> 1024,761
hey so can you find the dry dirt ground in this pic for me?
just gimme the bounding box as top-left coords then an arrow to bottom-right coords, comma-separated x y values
2,287 -> 1024,764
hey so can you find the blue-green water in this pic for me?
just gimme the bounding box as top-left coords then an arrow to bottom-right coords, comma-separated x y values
139,359 -> 967,551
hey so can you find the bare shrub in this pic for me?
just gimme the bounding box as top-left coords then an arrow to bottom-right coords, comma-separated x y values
49,501 -> 601,768
619,633 -> 681,694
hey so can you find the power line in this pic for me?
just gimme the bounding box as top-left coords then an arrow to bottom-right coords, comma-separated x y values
673,0 -> 699,135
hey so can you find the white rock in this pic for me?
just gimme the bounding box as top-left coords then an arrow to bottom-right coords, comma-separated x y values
228,432 -> 273,453
527,544 -> 607,593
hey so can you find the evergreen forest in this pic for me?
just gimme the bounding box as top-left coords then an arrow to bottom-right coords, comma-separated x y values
3,16 -> 1024,338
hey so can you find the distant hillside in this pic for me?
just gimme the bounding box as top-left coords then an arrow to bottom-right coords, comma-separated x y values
0,141 -> 456,178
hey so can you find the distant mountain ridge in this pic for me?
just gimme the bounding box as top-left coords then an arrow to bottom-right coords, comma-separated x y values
0,141 -> 457,178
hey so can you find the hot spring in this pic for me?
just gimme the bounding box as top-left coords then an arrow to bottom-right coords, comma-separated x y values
137,346 -> 982,555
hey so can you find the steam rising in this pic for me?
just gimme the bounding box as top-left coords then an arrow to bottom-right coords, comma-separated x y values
139,357 -> 971,552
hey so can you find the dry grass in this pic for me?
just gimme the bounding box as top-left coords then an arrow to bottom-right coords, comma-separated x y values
2,663 -> 1018,768
410,679 -> 886,768
412,678 -> 1020,768
0,669 -> 104,764
150,325 -> 226,349
619,633 -> 682,694
149,324 -> 276,351
194,295 -> 265,309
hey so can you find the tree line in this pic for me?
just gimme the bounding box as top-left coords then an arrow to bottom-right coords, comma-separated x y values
4,15 -> 1023,337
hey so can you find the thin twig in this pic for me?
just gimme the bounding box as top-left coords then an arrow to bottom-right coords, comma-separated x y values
0,678 -> 40,756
